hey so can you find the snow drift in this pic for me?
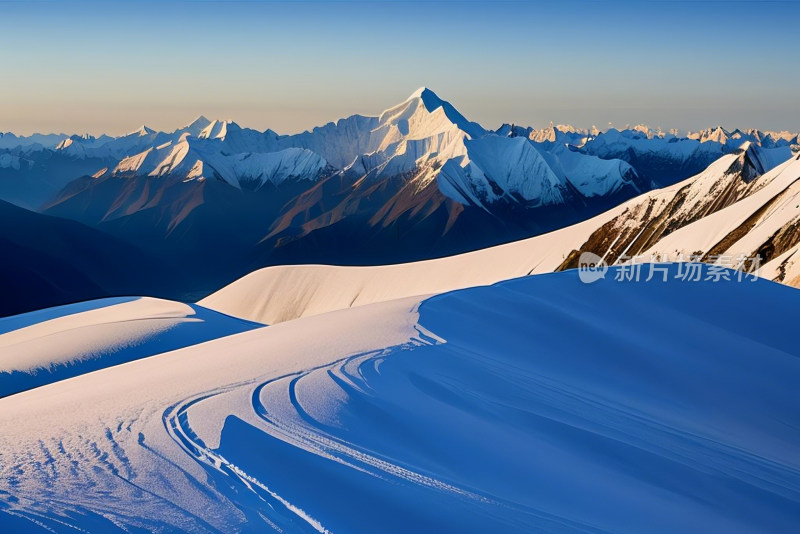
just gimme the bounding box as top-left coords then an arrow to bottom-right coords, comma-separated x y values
0,297 -> 261,397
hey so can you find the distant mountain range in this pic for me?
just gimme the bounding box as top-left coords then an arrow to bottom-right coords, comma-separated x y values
1,88 -> 798,316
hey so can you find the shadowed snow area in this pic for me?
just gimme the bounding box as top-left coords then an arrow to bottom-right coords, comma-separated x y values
1,266 -> 799,532
0,297 -> 262,397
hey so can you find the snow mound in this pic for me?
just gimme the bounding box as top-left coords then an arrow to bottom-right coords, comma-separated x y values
0,297 -> 261,397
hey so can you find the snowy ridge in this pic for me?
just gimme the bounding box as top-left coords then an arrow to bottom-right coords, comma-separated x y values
110,135 -> 329,188
583,127 -> 726,159
641,153 -> 800,263
377,87 -> 486,142
539,142 -> 643,197
198,120 -> 232,140
329,88 -> 639,206
438,136 -> 568,207
336,87 -> 479,185
551,142 -> 797,268
688,126 -> 800,148
200,143 -> 797,325
178,116 -> 213,137
232,148 -> 330,188
0,132 -> 69,149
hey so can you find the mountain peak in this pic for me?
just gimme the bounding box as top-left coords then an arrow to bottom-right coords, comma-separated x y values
407,86 -> 429,99
198,119 -> 240,140
396,87 -> 445,113
407,87 -> 448,114
380,87 -> 485,140
129,125 -> 155,137
180,116 -> 212,134
729,140 -> 793,182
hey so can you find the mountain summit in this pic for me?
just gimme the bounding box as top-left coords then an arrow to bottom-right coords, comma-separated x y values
379,87 -> 486,140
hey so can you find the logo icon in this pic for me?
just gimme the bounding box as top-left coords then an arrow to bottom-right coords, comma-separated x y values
578,252 -> 607,284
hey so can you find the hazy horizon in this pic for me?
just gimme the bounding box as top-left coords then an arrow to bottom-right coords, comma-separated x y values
2,0 -> 799,136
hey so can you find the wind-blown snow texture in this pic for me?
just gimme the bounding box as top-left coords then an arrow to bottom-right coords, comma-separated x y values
1,265 -> 798,533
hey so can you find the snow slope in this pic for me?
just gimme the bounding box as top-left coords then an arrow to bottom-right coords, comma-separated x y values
0,296 -> 423,533
539,142 -> 644,197
762,244 -> 800,286
200,145 -> 797,325
437,135 -> 568,207
1,267 -> 798,532
0,297 -> 261,397
232,148 -> 329,188
555,143 -> 796,267
197,230 -> 572,324
641,153 -> 800,261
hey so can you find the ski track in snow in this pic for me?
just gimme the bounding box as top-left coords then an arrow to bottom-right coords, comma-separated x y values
160,325 -> 497,534
0,297 -> 423,533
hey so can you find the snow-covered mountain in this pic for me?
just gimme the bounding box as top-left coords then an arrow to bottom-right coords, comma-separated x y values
105,133 -> 331,188
285,88 -> 642,209
4,89 -> 644,211
16,88 -> 655,294
5,88 -> 794,218
555,141 -> 795,268
438,135 -> 569,207
2,88 -> 799,316
687,126 -> 800,148
638,152 -> 800,276
580,126 -> 799,187
5,100 -> 796,212
498,122 -> 799,189
60,88 -> 639,210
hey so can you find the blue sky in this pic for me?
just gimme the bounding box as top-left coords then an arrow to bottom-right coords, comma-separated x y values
1,0 -> 798,135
